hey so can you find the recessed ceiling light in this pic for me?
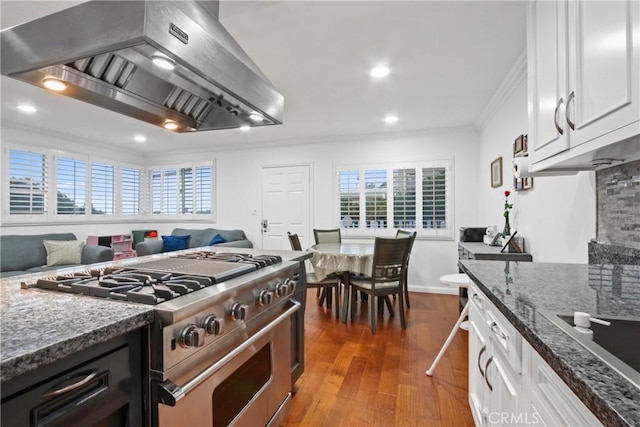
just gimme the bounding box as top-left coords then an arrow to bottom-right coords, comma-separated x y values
163,120 -> 179,131
370,66 -> 390,78
384,115 -> 399,124
42,77 -> 67,91
134,135 -> 147,142
249,113 -> 264,122
240,125 -> 251,132
151,53 -> 176,70
17,104 -> 37,113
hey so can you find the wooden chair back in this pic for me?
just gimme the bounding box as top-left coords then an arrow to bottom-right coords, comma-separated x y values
287,232 -> 303,251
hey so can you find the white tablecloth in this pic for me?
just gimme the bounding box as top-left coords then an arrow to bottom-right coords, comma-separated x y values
309,243 -> 374,281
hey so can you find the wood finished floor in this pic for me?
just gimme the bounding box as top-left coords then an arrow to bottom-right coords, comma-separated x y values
283,290 -> 474,427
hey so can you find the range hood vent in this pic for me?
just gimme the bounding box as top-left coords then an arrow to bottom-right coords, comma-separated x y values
1,0 -> 283,133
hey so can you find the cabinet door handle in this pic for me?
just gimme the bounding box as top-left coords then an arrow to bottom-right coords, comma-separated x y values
490,321 -> 507,340
472,293 -> 482,303
566,91 -> 576,130
42,369 -> 98,397
554,97 -> 565,135
478,345 -> 487,377
484,356 -> 494,391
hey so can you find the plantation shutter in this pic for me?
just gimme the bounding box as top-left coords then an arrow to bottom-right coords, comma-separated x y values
8,149 -> 48,215
121,167 -> 141,215
91,162 -> 114,214
57,156 -> 87,215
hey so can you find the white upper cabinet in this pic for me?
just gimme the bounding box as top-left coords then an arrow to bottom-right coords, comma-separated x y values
527,0 -> 640,170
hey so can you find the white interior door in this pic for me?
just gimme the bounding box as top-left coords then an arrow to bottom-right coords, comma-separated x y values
261,165 -> 311,250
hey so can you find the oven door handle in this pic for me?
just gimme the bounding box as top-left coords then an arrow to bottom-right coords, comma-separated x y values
154,299 -> 301,406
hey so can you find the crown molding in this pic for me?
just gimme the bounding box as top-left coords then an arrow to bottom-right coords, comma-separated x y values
474,50 -> 527,130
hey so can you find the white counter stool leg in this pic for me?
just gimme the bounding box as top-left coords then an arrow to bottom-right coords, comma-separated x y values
426,273 -> 470,376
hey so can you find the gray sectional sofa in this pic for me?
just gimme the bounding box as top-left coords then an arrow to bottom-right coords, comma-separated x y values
0,233 -> 115,278
135,228 -> 253,256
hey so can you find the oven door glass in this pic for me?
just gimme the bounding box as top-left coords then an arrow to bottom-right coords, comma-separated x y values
212,343 -> 271,427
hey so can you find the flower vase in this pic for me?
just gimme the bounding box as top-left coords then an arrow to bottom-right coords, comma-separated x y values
502,216 -> 511,237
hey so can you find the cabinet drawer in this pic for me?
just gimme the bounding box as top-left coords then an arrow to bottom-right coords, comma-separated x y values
1,346 -> 132,427
485,306 -> 522,374
468,284 -> 486,314
527,344 -> 602,427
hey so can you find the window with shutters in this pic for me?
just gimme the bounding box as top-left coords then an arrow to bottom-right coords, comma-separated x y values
336,159 -> 453,239
4,146 -> 214,222
7,149 -> 48,215
150,163 -> 214,217
57,156 -> 87,215
91,162 -> 115,215
121,166 -> 142,215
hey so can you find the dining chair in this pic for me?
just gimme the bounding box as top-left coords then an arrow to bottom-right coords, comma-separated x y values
288,232 -> 342,318
313,228 -> 341,244
349,236 -> 413,334
395,229 -> 417,309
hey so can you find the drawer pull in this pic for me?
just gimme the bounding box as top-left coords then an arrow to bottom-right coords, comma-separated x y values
484,356 -> 494,391
478,345 -> 487,377
42,369 -> 98,397
490,321 -> 507,340
472,293 -> 482,303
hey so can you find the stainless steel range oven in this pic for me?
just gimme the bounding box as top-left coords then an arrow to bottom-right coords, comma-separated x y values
30,251 -> 304,427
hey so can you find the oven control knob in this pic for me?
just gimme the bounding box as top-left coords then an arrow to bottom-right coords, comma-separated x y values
179,324 -> 205,348
203,315 -> 224,335
284,278 -> 297,293
258,290 -> 274,306
275,282 -> 289,297
231,303 -> 248,321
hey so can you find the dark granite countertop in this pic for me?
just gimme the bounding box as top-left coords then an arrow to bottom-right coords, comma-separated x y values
459,260 -> 640,427
0,247 -> 307,383
0,279 -> 154,382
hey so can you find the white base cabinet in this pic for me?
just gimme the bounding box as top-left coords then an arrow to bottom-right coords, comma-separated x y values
467,284 -> 603,426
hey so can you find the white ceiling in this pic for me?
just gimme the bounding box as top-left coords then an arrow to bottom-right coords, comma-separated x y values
0,0 -> 527,153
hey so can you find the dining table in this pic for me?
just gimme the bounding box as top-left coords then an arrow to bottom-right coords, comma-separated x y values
309,243 -> 374,322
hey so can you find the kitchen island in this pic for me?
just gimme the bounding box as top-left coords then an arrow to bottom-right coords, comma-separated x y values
0,277 -> 154,382
1,247 -> 312,426
460,260 -> 640,427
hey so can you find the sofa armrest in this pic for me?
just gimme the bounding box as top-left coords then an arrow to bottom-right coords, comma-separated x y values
213,239 -> 253,249
81,245 -> 115,264
136,239 -> 164,256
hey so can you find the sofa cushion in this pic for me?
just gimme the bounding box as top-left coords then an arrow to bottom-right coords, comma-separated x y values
162,235 -> 190,252
213,229 -> 247,243
44,240 -> 84,266
208,234 -> 226,245
0,233 -> 77,272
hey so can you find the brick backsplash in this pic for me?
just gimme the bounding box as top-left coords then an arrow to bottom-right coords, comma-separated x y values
596,159 -> 640,248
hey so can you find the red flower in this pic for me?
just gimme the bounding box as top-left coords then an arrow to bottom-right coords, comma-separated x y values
504,190 -> 511,197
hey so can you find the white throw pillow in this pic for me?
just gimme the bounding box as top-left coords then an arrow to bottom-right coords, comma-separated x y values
43,240 -> 84,266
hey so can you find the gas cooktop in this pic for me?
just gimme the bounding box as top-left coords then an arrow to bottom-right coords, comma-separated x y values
31,252 -> 284,305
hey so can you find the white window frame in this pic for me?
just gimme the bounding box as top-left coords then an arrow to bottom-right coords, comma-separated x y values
334,158 -> 455,240
55,151 -> 89,217
119,163 -> 145,217
3,146 -> 49,220
89,158 -> 116,216
148,161 -> 215,220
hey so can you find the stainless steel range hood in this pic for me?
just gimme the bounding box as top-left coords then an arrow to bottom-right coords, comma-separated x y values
1,0 -> 283,132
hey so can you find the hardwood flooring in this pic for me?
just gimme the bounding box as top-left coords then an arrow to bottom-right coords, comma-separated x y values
283,290 -> 474,427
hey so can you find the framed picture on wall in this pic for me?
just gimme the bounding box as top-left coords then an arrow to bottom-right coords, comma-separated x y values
513,135 -> 524,156
491,157 -> 503,188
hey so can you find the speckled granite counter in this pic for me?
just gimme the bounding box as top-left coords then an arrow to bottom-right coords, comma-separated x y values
0,277 -> 154,382
0,247 -> 308,384
460,260 -> 640,427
